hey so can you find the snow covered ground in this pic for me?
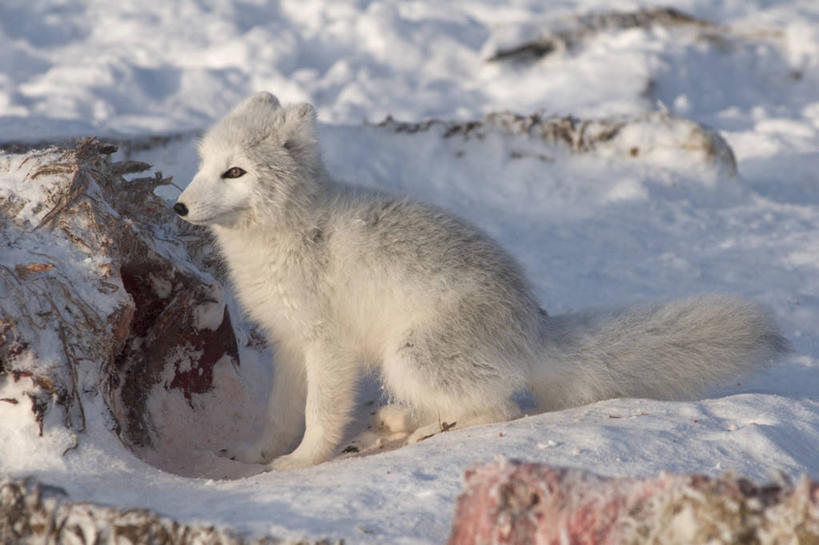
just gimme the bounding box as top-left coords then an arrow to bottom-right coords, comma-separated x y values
2,1 -> 819,543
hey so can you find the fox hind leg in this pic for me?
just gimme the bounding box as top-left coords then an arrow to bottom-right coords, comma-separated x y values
381,327 -> 523,444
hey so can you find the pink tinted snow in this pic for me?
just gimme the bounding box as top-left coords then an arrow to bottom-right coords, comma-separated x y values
448,460 -> 819,545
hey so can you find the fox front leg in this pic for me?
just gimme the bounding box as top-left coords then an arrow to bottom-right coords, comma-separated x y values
219,345 -> 306,464
270,341 -> 357,470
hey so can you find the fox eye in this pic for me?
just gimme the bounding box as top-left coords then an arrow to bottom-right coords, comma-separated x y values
221,167 -> 246,179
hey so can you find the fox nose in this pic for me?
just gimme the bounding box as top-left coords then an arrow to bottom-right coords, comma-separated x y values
173,202 -> 188,217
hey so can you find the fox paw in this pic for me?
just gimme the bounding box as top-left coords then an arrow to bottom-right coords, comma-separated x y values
218,440 -> 274,465
407,420 -> 458,444
269,453 -> 319,470
371,405 -> 417,433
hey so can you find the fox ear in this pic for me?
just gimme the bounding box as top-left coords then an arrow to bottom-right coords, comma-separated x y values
283,102 -> 317,132
282,103 -> 318,151
291,103 -> 316,122
237,91 -> 281,114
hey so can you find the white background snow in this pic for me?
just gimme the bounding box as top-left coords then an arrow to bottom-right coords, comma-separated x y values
2,1 -> 819,543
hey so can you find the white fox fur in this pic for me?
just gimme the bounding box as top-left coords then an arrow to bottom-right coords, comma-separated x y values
174,92 -> 788,469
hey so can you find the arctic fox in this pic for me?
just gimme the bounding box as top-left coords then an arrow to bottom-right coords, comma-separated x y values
174,92 -> 788,469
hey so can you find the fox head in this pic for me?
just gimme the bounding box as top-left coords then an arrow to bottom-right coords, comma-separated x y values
174,92 -> 324,229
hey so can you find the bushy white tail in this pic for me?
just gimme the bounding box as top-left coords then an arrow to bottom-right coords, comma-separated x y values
532,295 -> 789,410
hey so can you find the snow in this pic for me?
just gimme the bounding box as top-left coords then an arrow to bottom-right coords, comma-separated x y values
2,1 -> 819,544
